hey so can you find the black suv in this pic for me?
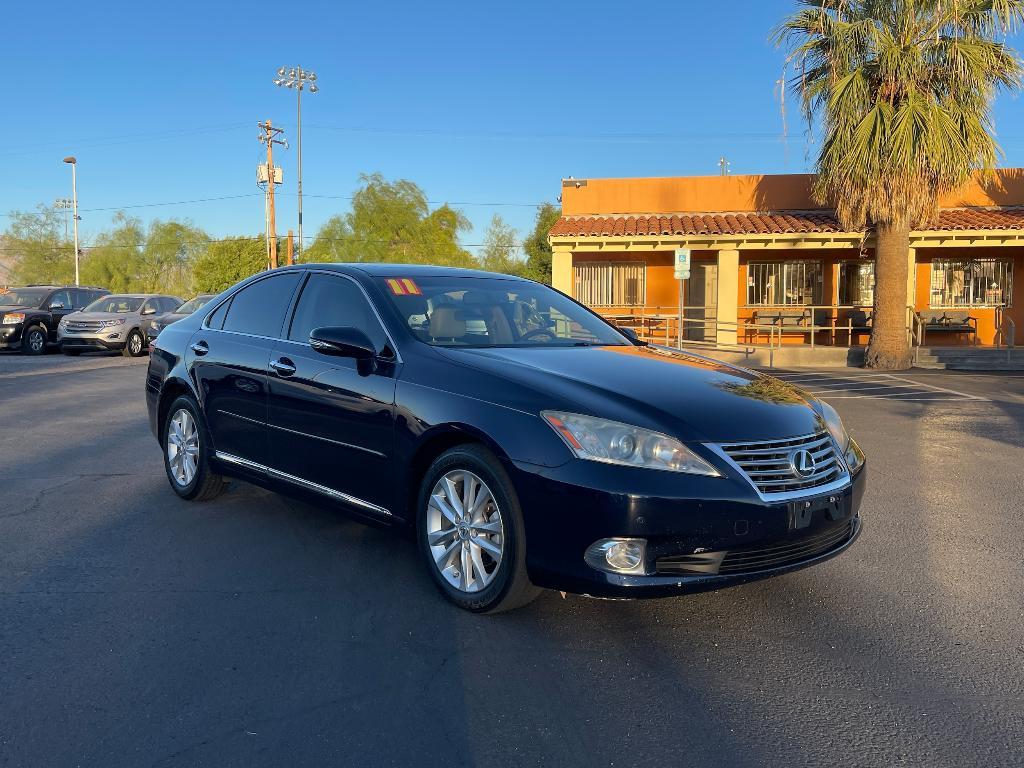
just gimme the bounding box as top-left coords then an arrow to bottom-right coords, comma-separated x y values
0,285 -> 109,354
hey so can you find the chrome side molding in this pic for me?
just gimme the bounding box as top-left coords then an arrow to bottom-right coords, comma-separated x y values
214,451 -> 394,518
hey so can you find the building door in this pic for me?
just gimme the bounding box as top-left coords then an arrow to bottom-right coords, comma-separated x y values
685,262 -> 718,342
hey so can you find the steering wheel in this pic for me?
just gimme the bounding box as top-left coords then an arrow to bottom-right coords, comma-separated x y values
519,327 -> 557,342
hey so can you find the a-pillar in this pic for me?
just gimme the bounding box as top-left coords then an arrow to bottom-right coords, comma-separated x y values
716,249 -> 740,345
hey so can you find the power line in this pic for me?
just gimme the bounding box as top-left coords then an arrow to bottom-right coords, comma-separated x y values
0,191 -> 553,218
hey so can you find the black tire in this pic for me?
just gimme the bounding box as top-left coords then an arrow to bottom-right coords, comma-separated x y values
124,329 -> 145,357
416,444 -> 541,613
62,347 -> 81,356
162,394 -> 228,501
21,326 -> 47,355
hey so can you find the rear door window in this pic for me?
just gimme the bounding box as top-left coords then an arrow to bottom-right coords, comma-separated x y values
222,273 -> 301,339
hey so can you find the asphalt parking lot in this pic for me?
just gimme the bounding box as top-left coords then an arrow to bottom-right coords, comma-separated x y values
1,353 -> 1022,767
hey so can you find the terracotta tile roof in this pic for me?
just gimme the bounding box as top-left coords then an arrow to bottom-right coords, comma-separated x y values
549,207 -> 1024,238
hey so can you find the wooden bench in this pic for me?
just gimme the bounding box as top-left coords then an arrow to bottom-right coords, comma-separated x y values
918,310 -> 977,345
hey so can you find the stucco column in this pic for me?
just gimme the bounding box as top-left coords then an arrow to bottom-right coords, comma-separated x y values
552,246 -> 573,295
906,246 -> 917,309
716,249 -> 740,345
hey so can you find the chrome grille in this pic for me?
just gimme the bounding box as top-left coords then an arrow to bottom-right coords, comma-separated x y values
718,431 -> 843,495
66,320 -> 104,331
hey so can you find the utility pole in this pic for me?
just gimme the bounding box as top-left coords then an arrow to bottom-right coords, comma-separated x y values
287,231 -> 295,266
62,157 -> 80,286
257,121 -> 287,269
718,156 -> 731,176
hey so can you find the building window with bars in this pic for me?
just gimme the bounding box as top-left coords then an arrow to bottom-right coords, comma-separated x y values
574,262 -> 646,307
746,260 -> 822,306
838,261 -> 875,306
929,258 -> 1013,308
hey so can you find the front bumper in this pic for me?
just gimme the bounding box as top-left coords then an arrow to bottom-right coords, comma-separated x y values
508,456 -> 867,599
0,323 -> 24,349
59,329 -> 128,351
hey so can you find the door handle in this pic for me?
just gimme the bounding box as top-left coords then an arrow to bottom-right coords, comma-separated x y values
270,357 -> 296,376
190,340 -> 209,356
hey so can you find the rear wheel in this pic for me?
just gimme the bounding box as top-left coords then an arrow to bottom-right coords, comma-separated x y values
163,395 -> 227,501
416,445 -> 541,613
21,326 -> 46,355
124,329 -> 145,357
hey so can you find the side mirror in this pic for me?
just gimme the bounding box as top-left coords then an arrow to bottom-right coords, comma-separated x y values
49,302 -> 65,310
141,307 -> 156,315
310,326 -> 378,373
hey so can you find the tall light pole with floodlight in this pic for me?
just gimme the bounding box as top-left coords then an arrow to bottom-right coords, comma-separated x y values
273,66 -> 318,259
63,157 -> 80,286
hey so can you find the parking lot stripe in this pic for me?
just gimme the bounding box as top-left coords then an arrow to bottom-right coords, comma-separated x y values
765,370 -> 988,401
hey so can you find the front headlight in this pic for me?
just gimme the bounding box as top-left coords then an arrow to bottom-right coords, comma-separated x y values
2,312 -> 25,325
102,318 -> 126,327
819,401 -> 864,474
542,411 -> 721,476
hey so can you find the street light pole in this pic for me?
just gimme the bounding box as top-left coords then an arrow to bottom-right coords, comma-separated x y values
63,157 -> 80,286
274,66 -> 318,260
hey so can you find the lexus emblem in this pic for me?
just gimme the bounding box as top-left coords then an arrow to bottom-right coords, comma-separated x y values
790,449 -> 816,478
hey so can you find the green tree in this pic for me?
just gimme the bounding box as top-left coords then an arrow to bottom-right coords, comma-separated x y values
5,206 -> 73,285
776,0 -> 1024,369
304,173 -> 475,267
522,202 -> 561,284
79,213 -> 147,292
479,214 -> 528,276
192,236 -> 266,293
140,220 -> 210,297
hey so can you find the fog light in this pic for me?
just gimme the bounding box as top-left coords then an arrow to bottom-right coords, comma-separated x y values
585,538 -> 647,575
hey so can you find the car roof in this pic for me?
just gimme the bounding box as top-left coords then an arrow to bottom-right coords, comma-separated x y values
276,263 -> 531,282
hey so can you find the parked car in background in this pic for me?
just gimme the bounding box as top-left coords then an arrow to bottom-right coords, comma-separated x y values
146,264 -> 865,614
147,294 -> 217,343
0,285 -> 109,354
60,293 -> 182,357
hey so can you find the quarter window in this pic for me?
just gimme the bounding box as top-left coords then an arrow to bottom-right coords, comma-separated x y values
747,260 -> 822,306
574,262 -> 646,307
929,258 -> 1013,307
288,273 -> 389,353
221,273 -> 301,338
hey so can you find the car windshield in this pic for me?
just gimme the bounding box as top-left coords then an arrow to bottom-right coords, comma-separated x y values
84,296 -> 143,313
1,288 -> 49,308
175,296 -> 213,314
377,275 -> 630,348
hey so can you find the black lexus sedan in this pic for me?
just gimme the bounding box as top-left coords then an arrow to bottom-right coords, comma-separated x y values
146,264 -> 865,613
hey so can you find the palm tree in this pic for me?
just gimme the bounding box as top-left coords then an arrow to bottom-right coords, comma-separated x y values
776,0 -> 1023,369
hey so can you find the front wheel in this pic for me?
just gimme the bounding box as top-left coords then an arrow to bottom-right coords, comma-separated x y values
124,329 -> 145,357
22,326 -> 46,355
416,445 -> 541,613
163,395 -> 227,501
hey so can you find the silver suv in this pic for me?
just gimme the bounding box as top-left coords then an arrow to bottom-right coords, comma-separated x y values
59,293 -> 182,357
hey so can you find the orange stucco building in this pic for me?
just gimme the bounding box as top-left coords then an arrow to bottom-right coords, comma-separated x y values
549,171 -> 1024,349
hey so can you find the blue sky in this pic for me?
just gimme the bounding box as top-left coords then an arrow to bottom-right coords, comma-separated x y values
3,0 -> 1023,255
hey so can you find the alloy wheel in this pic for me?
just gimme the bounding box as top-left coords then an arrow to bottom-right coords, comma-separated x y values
166,408 -> 199,486
426,470 -> 505,593
129,333 -> 142,356
28,330 -> 44,353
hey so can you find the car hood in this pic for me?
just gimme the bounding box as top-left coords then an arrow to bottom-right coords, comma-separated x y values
436,344 -> 823,443
66,311 -> 138,322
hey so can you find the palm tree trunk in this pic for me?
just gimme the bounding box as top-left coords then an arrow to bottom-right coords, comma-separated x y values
864,220 -> 913,370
